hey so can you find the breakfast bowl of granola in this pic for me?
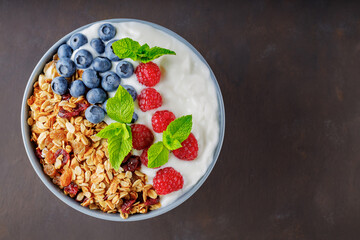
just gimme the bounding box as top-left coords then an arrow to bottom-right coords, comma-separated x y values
21,19 -> 225,221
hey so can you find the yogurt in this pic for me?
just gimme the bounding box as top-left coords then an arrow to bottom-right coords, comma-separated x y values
71,21 -> 219,207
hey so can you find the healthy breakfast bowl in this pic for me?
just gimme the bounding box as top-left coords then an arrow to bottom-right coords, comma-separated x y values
21,19 -> 225,221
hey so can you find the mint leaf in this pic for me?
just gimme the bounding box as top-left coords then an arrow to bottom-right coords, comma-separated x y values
148,141 -> 169,168
112,38 -> 176,63
93,80 -> 135,171
137,46 -> 176,63
108,134 -> 132,171
163,134 -> 182,150
112,38 -> 141,60
137,44 -> 150,56
147,47 -> 176,60
107,85 -> 134,123
162,115 -> 192,150
97,123 -> 132,170
97,122 -> 124,139
122,124 -> 132,140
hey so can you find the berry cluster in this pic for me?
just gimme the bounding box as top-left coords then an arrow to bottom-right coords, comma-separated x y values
132,61 -> 199,196
52,23 -> 138,124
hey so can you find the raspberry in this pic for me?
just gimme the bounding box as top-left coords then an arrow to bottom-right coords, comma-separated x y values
138,88 -> 162,112
151,110 -> 176,133
131,124 -> 154,150
172,133 -> 198,160
135,62 -> 161,87
153,167 -> 184,195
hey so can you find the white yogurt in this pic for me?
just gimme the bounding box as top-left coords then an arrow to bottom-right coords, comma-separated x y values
72,22 -> 219,207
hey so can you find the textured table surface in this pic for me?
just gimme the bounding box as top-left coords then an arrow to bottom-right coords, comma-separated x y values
3,0 -> 360,239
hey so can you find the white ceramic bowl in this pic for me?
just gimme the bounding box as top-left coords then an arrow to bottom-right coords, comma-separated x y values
21,19 -> 225,221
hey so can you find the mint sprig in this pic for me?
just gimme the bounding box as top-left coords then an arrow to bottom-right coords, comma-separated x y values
112,38 -> 176,63
107,85 -> 134,123
147,115 -> 193,168
147,142 -> 169,168
96,86 -> 134,170
96,122 -> 125,139
107,125 -> 132,171
163,115 -> 192,150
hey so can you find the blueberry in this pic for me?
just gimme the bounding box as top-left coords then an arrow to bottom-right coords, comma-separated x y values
98,23 -> 116,41
92,56 -> 112,73
82,69 -> 100,88
51,77 -> 68,95
105,40 -> 121,61
74,49 -> 93,69
57,44 -> 73,59
85,105 -> 105,124
116,60 -> 134,78
69,80 -> 86,98
90,38 -> 105,54
102,99 -> 107,113
86,88 -> 107,104
69,33 -> 88,50
56,58 -> 76,78
101,71 -> 121,92
122,85 -> 137,101
131,112 -> 138,123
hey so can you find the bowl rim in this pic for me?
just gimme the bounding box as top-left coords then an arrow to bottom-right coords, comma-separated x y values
21,18 -> 225,222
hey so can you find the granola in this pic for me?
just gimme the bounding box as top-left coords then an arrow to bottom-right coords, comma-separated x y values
27,55 -> 160,219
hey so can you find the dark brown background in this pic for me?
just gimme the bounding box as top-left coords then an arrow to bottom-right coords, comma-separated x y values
2,0 -> 360,239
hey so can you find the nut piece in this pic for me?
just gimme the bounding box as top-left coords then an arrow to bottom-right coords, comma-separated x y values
148,189 -> 158,199
43,164 -> 56,178
66,122 -> 75,133
60,168 -> 72,187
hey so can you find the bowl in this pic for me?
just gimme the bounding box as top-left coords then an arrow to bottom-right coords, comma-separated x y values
21,19 -> 225,221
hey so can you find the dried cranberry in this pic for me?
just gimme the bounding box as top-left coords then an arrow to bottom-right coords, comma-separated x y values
136,192 -> 144,202
58,107 -> 78,119
121,199 -> 136,214
62,93 -> 71,101
35,148 -> 42,159
123,152 -> 131,162
145,196 -> 160,206
76,102 -> 89,112
64,182 -> 79,197
58,102 -> 90,119
121,155 -> 141,172
55,149 -> 70,165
